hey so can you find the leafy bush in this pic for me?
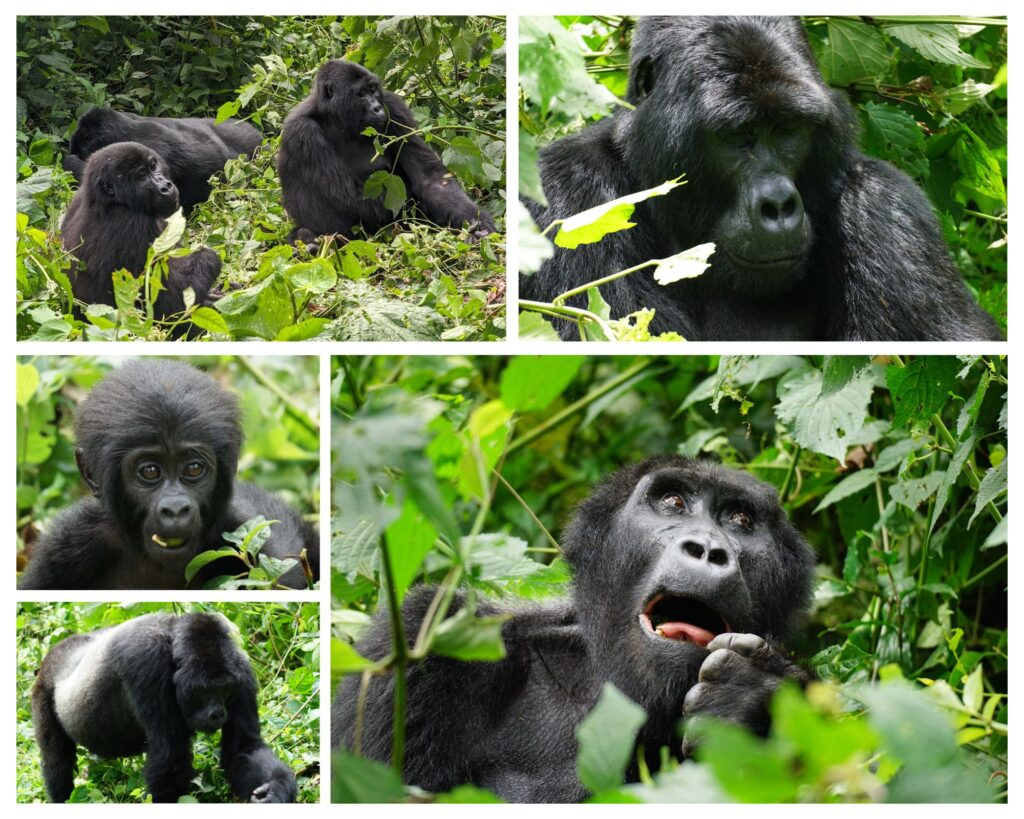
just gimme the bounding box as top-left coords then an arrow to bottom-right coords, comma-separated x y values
17,16 -> 506,341
16,602 -> 320,803
15,355 -> 320,588
518,16 -> 1007,340
330,354 -> 1006,802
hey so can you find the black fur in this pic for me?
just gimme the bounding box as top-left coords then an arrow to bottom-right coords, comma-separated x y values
32,612 -> 297,803
17,360 -> 319,591
332,456 -> 815,802
61,142 -> 222,333
278,60 -> 495,243
64,107 -> 262,213
522,16 -> 1002,341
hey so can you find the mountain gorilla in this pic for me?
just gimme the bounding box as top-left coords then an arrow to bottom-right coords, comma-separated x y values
32,612 -> 297,803
278,60 -> 495,245
522,16 -> 1001,341
61,142 -> 222,333
332,456 -> 815,802
17,360 -> 319,591
64,107 -> 262,213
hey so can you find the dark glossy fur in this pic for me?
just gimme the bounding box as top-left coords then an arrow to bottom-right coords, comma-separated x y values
61,142 -> 222,332
522,16 -> 1001,341
18,360 -> 319,591
32,613 -> 297,803
332,456 -> 815,802
64,107 -> 262,212
278,60 -> 495,243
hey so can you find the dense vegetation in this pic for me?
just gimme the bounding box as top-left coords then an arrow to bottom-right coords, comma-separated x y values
331,354 -> 1007,802
17,16 -> 506,341
15,355 -> 320,589
519,16 -> 1008,341
16,602 -> 320,803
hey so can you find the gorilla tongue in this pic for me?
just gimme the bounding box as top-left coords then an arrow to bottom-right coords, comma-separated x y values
655,621 -> 716,646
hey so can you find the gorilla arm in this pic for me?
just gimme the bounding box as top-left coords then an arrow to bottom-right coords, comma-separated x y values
384,92 -> 496,235
220,658 -> 298,802
17,500 -> 120,590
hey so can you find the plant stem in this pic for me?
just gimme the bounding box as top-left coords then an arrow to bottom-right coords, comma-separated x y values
378,534 -> 407,773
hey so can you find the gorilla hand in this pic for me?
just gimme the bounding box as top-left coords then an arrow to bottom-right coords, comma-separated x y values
251,779 -> 295,803
681,633 -> 808,756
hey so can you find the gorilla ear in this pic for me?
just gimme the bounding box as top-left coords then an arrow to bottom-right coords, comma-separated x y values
97,174 -> 115,198
322,82 -> 335,100
75,447 -> 100,497
633,56 -> 657,100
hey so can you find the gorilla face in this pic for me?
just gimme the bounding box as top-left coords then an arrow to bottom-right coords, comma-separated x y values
177,682 -> 231,733
88,142 -> 180,218
120,443 -> 219,558
315,60 -> 388,137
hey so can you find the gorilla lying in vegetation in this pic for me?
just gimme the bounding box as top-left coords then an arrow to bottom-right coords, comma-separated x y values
332,456 -> 814,802
61,142 -> 222,333
64,107 -> 262,213
522,16 -> 1001,341
278,60 -> 495,245
33,612 -> 297,803
18,360 -> 319,591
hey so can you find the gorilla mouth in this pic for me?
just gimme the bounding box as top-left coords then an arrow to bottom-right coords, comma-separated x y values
639,595 -> 729,647
724,248 -> 803,270
151,534 -> 187,549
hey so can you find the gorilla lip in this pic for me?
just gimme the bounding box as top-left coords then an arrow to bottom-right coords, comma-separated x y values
640,594 -> 729,648
151,534 -> 186,549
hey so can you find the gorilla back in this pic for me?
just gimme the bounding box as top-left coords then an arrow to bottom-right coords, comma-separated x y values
333,456 -> 815,802
17,360 -> 319,591
522,16 -> 1001,341
64,107 -> 262,212
32,612 -> 297,803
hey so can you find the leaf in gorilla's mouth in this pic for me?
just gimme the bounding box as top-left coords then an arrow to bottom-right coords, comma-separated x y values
639,595 -> 729,647
151,534 -> 186,549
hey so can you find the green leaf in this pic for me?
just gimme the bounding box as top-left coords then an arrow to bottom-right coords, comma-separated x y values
15,362 -> 39,407
861,102 -> 927,178
519,130 -> 546,205
500,355 -> 583,412
152,209 -> 186,254
331,640 -> 377,674
184,548 -> 245,583
518,310 -> 562,341
885,24 -> 990,68
385,498 -> 438,604
819,19 -> 892,85
821,355 -> 871,398
576,683 -> 647,794
887,358 -> 960,430
890,471 -> 944,510
363,171 -> 407,216
961,665 -> 984,714
331,751 -> 407,803
431,606 -> 509,661
814,468 -> 878,512
953,126 -> 1007,207
189,306 -> 230,335
214,99 -> 241,125
775,367 -> 877,462
554,178 -> 685,249
652,242 -> 715,285
969,459 -> 1007,526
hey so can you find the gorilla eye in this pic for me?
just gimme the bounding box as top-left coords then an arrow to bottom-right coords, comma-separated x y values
138,464 -> 161,481
182,462 -> 205,479
731,510 -> 754,528
660,493 -> 686,511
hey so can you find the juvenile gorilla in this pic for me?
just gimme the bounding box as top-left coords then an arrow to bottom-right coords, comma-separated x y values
17,360 -> 319,591
64,107 -> 262,213
278,60 -> 495,244
522,16 -> 1001,341
61,142 -> 222,332
32,612 -> 297,803
332,456 -> 814,802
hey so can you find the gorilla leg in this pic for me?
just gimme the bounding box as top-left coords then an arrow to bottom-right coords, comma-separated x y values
32,685 -> 78,802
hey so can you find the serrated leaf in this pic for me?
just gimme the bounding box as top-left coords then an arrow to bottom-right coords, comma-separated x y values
885,24 -> 990,68
576,683 -> 647,794
969,459 -> 1007,527
152,209 -> 186,254
776,367 -> 876,462
554,178 -> 684,249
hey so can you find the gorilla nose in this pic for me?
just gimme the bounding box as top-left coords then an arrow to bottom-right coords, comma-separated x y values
208,706 -> 226,725
681,539 -> 732,568
158,498 -> 194,524
753,178 -> 804,236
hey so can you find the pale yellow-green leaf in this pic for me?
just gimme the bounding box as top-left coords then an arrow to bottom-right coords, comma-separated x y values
961,665 -> 984,714
152,209 -> 186,254
16,362 -> 40,407
653,242 -> 716,285
554,177 -> 685,249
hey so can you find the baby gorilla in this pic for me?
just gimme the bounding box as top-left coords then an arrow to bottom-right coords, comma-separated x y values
17,359 -> 319,591
61,141 -> 222,333
333,456 -> 814,802
32,612 -> 297,803
278,60 -> 495,244
64,107 -> 263,213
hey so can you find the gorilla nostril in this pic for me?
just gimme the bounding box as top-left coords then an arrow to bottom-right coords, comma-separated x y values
707,547 -> 729,566
682,541 -> 706,560
761,201 -> 779,222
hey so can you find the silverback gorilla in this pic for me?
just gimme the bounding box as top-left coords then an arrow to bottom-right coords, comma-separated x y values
278,60 -> 495,244
64,107 -> 262,213
61,142 -> 222,333
522,16 -> 1002,341
17,360 -> 319,591
33,612 -> 297,802
332,456 -> 815,802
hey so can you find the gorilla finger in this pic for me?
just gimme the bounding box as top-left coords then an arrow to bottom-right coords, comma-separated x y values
697,646 -> 749,682
706,633 -> 765,656
251,783 -> 272,802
